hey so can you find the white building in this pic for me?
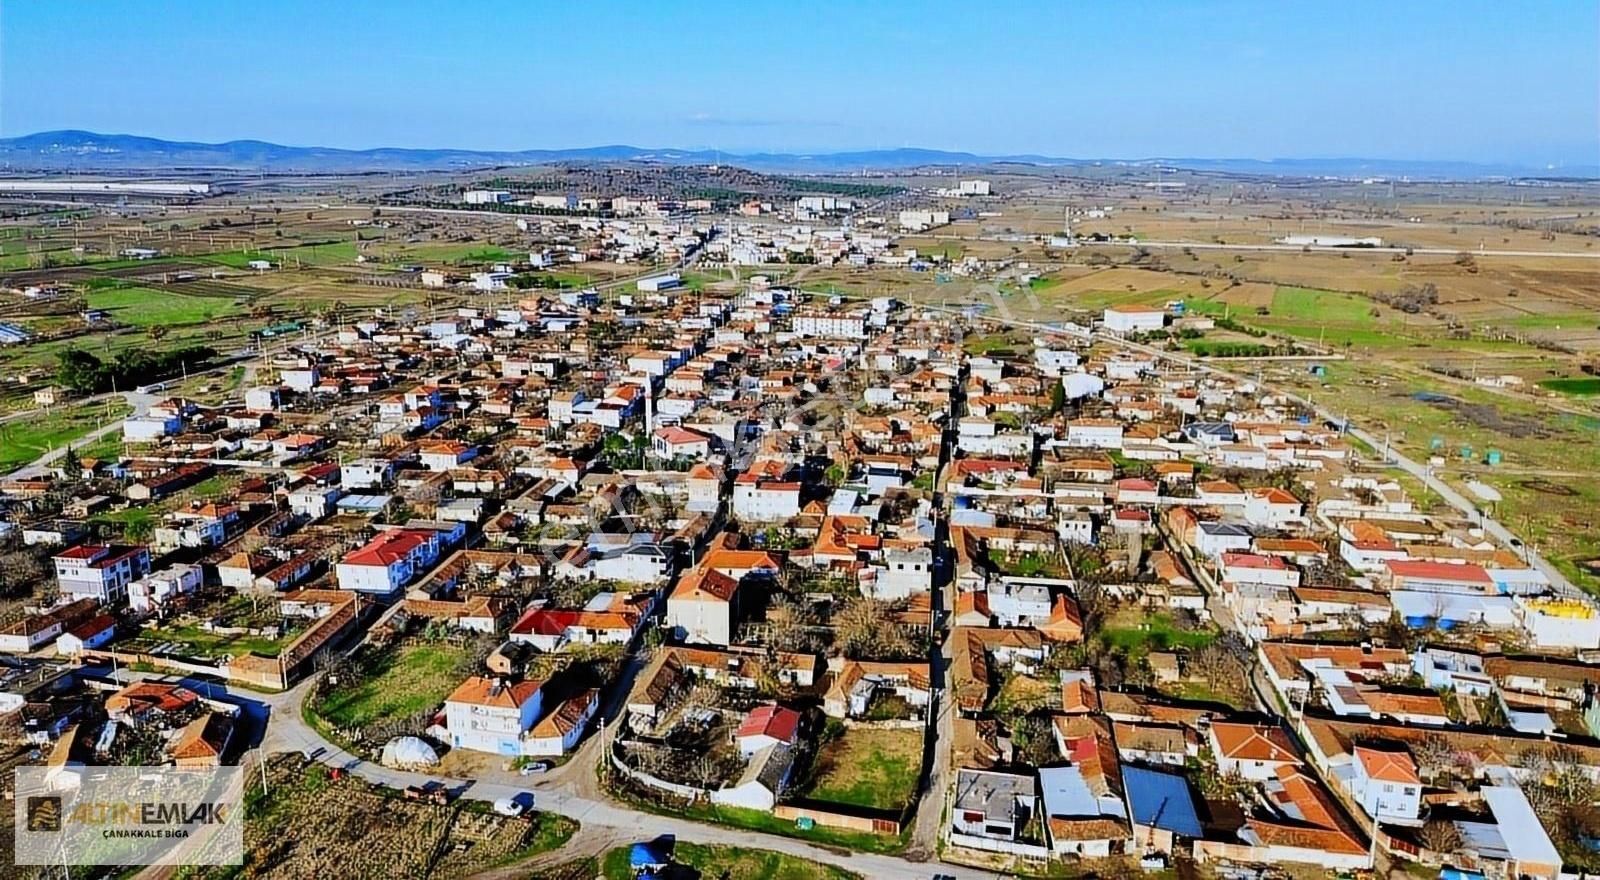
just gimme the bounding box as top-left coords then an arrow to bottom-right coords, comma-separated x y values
791,313 -> 867,339
898,209 -> 950,232
128,564 -> 203,616
335,529 -> 441,597
462,189 -> 511,205
444,677 -> 544,756
53,545 -> 151,605
1102,306 -> 1167,334
1348,747 -> 1422,824
873,546 -> 933,600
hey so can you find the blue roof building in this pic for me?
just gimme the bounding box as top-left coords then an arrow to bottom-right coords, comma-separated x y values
1123,765 -> 1203,842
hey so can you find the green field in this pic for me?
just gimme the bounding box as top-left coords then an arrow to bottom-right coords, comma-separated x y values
1540,377 -> 1600,396
85,286 -> 240,327
394,242 -> 515,265
313,642 -> 471,730
1267,286 -> 1375,322
597,843 -> 857,880
0,401 -> 131,472
802,728 -> 921,812
1100,610 -> 1217,654
152,621 -> 301,659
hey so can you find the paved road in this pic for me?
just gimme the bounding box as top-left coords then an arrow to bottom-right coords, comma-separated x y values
245,673 -> 999,879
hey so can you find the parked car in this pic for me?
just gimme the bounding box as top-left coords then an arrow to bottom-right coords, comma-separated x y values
519,761 -> 553,776
492,792 -> 535,817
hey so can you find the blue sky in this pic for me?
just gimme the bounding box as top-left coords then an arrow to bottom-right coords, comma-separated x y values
2,0 -> 1596,165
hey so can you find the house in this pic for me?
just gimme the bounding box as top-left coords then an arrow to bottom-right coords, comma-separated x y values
288,484 -> 342,520
105,681 -> 200,721
509,595 -> 649,652
55,614 -> 117,656
1207,722 -> 1299,781
524,689 -> 600,756
1040,719 -> 1130,858
1348,746 -> 1421,823
664,567 -> 741,646
420,442 -> 476,472
685,463 -> 723,513
874,545 -> 933,600
652,426 -> 713,461
0,599 -> 98,653
53,544 -> 151,605
444,676 -> 544,756
335,529 -> 441,597
823,660 -> 931,718
710,742 -> 796,812
1244,487 -> 1304,528
1463,786 -> 1563,880
731,467 -> 802,523
1066,419 -> 1123,449
952,769 -> 1037,844
169,712 -> 235,768
734,704 -> 801,757
1123,765 -> 1204,854
1194,522 -> 1254,559
342,457 -> 396,490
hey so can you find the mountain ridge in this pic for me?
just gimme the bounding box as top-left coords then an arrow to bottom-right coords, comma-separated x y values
0,130 -> 1593,179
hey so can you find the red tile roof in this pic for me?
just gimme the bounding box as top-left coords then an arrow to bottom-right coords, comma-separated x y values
736,704 -> 801,744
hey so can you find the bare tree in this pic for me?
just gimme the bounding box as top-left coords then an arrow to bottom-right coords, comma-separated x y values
1420,818 -> 1463,855
1412,734 -> 1455,782
836,597 -> 914,660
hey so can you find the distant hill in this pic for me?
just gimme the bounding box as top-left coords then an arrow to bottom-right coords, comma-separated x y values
0,130 -> 1592,179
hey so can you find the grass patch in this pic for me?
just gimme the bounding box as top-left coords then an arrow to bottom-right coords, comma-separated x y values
1100,610 -> 1216,655
313,642 -> 470,730
1268,286 -> 1375,323
1539,377 -> 1600,396
802,727 -> 921,812
610,787 -> 908,855
0,400 -> 131,472
85,286 -> 240,327
597,842 -> 858,880
987,548 -> 1070,579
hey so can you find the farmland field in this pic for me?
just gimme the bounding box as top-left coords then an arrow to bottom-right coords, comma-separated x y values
1540,377 -> 1600,396
801,727 -> 921,812
85,285 -> 240,327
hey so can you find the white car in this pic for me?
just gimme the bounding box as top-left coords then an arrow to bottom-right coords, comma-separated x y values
492,792 -> 534,817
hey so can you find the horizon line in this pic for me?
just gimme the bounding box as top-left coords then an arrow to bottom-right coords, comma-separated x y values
3,129 -> 1596,173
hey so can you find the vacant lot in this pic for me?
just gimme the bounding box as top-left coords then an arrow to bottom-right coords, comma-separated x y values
1100,609 -> 1217,655
594,842 -> 858,880
802,727 -> 922,812
314,641 -> 472,731
200,758 -> 575,879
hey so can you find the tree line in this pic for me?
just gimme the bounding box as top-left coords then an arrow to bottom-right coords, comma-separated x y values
55,344 -> 218,394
